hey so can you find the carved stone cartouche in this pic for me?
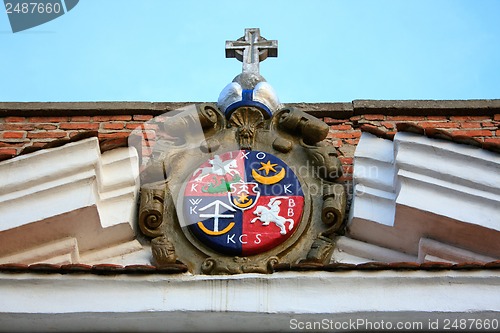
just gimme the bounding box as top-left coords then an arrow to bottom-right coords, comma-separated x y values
138,104 -> 348,274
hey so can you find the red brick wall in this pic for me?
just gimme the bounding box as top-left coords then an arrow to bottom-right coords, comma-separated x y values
1,112 -> 498,185
324,114 -> 499,182
0,115 -> 156,161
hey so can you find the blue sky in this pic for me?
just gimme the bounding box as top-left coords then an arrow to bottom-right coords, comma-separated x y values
1,0 -> 500,102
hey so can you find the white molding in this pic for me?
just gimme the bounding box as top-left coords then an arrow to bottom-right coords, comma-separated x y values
418,238 -> 497,263
334,237 -> 417,262
348,132 -> 500,262
0,138 -> 144,264
349,133 -> 397,227
395,132 -> 500,229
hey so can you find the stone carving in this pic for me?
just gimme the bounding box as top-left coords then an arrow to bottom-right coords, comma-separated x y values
138,183 -> 166,238
163,103 -> 221,143
304,236 -> 335,264
137,29 -> 346,274
277,108 -> 329,145
201,256 -> 279,275
138,101 -> 347,274
307,146 -> 343,181
229,107 -> 264,150
321,184 -> 346,236
152,236 -> 177,266
272,136 -> 293,153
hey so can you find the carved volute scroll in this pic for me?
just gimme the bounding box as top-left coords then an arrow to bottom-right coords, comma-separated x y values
162,103 -> 223,146
138,183 -> 166,238
321,183 -> 346,236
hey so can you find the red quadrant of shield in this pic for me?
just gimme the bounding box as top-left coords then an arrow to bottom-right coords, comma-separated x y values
240,195 -> 304,255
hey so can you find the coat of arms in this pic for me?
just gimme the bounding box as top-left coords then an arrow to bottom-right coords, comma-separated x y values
137,29 -> 346,274
182,150 -> 304,256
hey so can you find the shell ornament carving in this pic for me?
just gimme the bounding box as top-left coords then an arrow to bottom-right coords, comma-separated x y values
229,107 -> 265,150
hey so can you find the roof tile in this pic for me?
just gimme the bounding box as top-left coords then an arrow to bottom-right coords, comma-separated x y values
362,122 -> 500,153
60,264 -> 93,273
0,261 -> 498,275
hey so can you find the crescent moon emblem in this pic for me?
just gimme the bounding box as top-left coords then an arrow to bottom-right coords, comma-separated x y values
252,167 -> 286,185
232,198 -> 253,208
197,221 -> 235,236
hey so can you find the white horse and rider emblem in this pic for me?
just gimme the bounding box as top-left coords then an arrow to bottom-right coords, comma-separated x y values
251,197 -> 294,235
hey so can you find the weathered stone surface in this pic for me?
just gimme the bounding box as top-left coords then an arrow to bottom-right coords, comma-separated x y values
2,100 -> 499,117
353,99 -> 500,116
286,102 -> 354,118
0,102 -> 199,117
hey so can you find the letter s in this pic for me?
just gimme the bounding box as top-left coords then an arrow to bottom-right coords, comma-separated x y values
254,233 -> 262,244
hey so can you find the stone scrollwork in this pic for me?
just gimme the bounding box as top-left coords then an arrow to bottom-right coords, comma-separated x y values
138,103 -> 348,274
201,256 -> 279,275
301,183 -> 346,264
321,183 -> 347,236
162,103 -> 224,146
277,108 -> 329,145
302,183 -> 346,264
276,108 -> 342,182
200,138 -> 221,154
303,236 -> 335,264
306,145 -> 343,182
197,103 -> 223,134
152,236 -> 177,266
272,136 -> 293,153
138,183 -> 166,238
272,106 -> 347,265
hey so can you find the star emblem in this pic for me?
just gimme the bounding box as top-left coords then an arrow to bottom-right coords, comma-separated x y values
258,160 -> 278,175
237,192 -> 249,203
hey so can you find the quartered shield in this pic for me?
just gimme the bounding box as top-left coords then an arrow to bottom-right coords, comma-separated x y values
182,150 -> 304,256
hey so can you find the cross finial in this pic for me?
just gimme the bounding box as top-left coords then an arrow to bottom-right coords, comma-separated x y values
225,28 -> 278,75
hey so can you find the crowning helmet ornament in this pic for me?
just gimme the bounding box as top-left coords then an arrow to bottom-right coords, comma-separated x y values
138,28 -> 346,274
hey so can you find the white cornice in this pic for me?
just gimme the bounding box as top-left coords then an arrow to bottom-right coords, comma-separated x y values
0,270 -> 498,332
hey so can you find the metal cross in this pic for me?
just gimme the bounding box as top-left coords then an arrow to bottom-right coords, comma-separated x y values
225,28 -> 278,74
